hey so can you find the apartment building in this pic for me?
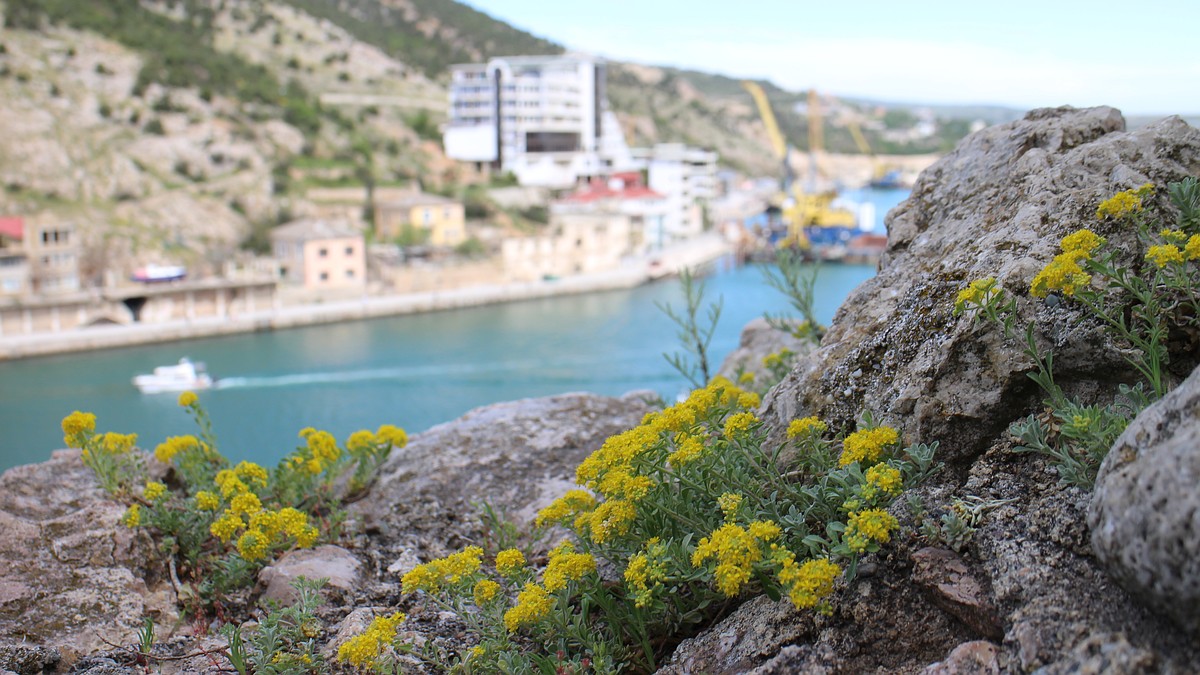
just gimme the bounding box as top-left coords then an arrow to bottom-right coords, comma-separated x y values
0,217 -> 28,296
443,54 -> 635,188
270,219 -> 366,290
632,143 -> 720,241
374,193 -> 466,247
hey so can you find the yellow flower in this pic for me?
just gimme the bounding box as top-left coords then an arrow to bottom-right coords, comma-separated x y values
737,392 -> 761,409
400,546 -> 484,593
122,504 -> 141,528
473,579 -> 501,605
295,525 -> 319,548
306,430 -> 341,463
597,470 -> 654,501
495,549 -> 526,576
844,508 -> 899,552
62,411 -> 99,448
194,491 -> 220,511
953,277 -> 998,314
177,391 -> 198,407
154,435 -> 200,463
738,371 -> 755,385
543,544 -> 596,592
503,583 -> 554,632
376,424 -> 408,448
305,458 -> 323,475
1185,234 -> 1200,260
229,492 -> 262,517
99,432 -> 137,455
1059,229 -> 1106,255
1160,229 -> 1187,244
233,461 -> 269,487
777,554 -> 840,609
723,412 -> 759,439
1096,189 -> 1143,220
237,529 -> 269,561
839,426 -> 899,466
692,521 -> 776,597
1031,250 -> 1091,298
210,513 -> 243,542
143,481 -> 167,502
346,429 -> 376,453
747,520 -> 781,542
718,492 -> 743,520
624,540 -> 669,608
580,499 -> 637,544
535,489 -> 596,527
336,612 -> 405,667
787,416 -> 827,439
1146,244 -> 1184,268
667,433 -> 705,467
864,464 -> 903,497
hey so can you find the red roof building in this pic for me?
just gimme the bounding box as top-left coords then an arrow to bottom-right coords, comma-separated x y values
0,216 -> 23,242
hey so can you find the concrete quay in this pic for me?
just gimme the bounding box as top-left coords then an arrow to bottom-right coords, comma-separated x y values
0,236 -> 731,361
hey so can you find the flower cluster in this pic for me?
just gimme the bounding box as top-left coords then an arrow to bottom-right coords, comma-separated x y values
787,416 -> 827,439
61,411 -> 96,448
401,546 -> 485,593
839,426 -> 900,466
774,553 -> 840,610
542,542 -> 596,592
1030,229 -> 1107,298
844,508 -> 899,553
503,583 -> 555,632
336,612 -> 405,667
691,519 -> 781,597
1095,184 -> 1153,220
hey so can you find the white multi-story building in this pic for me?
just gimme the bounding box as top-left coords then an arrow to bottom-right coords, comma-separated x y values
443,54 -> 634,188
631,143 -> 720,241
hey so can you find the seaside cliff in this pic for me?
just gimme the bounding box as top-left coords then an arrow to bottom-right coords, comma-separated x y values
2,106 -> 1199,674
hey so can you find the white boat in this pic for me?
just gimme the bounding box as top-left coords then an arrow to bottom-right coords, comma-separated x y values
133,358 -> 214,394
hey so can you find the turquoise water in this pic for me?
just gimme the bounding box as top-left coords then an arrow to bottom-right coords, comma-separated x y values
0,186 -> 910,473
0,261 -> 874,472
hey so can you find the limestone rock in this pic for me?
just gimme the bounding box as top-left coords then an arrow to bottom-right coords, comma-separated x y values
1089,364 -> 1200,634
0,451 -> 157,666
920,641 -> 1001,675
911,547 -> 1003,640
258,545 -> 362,605
354,392 -> 653,560
762,107 -> 1200,463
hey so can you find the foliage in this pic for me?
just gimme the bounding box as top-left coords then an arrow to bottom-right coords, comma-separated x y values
657,270 -> 722,390
279,0 -> 562,78
380,379 -> 938,672
454,236 -> 488,258
62,395 -> 406,612
911,494 -> 1014,553
954,180 -> 1200,487
761,249 -> 824,344
224,577 -> 329,675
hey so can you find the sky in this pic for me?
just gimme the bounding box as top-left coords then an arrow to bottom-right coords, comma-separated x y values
462,0 -> 1200,115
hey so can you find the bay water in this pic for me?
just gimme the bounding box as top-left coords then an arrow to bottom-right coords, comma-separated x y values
0,188 -> 907,472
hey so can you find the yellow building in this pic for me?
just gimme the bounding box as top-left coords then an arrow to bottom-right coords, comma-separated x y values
270,219 -> 366,290
374,193 -> 466,248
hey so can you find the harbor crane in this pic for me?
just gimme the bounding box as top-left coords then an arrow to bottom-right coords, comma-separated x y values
741,81 -> 857,248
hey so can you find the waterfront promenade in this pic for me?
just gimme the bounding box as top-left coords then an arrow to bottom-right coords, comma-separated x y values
0,236 -> 731,361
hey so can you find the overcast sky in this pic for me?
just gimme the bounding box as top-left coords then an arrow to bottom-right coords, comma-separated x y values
463,0 -> 1199,115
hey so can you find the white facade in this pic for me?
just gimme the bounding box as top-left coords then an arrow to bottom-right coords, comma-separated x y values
631,143 -> 720,241
444,54 -> 635,188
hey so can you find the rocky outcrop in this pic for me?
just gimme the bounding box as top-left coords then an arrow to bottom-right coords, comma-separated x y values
763,106 -> 1200,465
353,391 -> 654,561
1090,363 -> 1200,635
0,450 -> 164,667
668,107 -> 1200,673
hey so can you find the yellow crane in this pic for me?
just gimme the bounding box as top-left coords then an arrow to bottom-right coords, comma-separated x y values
741,81 -> 856,248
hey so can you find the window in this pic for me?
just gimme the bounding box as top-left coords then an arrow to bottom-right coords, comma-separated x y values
422,209 -> 432,225
345,246 -> 354,256
319,272 -> 329,282
345,269 -> 355,278
319,247 -> 328,257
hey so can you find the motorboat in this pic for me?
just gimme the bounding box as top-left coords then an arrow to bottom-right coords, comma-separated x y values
133,358 -> 214,394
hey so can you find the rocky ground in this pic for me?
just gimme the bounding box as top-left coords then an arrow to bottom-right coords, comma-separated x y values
2,106 -> 1200,674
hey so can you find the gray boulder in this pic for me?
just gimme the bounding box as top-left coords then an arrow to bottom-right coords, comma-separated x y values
763,106 -> 1200,463
665,107 -> 1200,673
716,317 -> 816,385
1090,364 -> 1200,634
353,391 -> 654,561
